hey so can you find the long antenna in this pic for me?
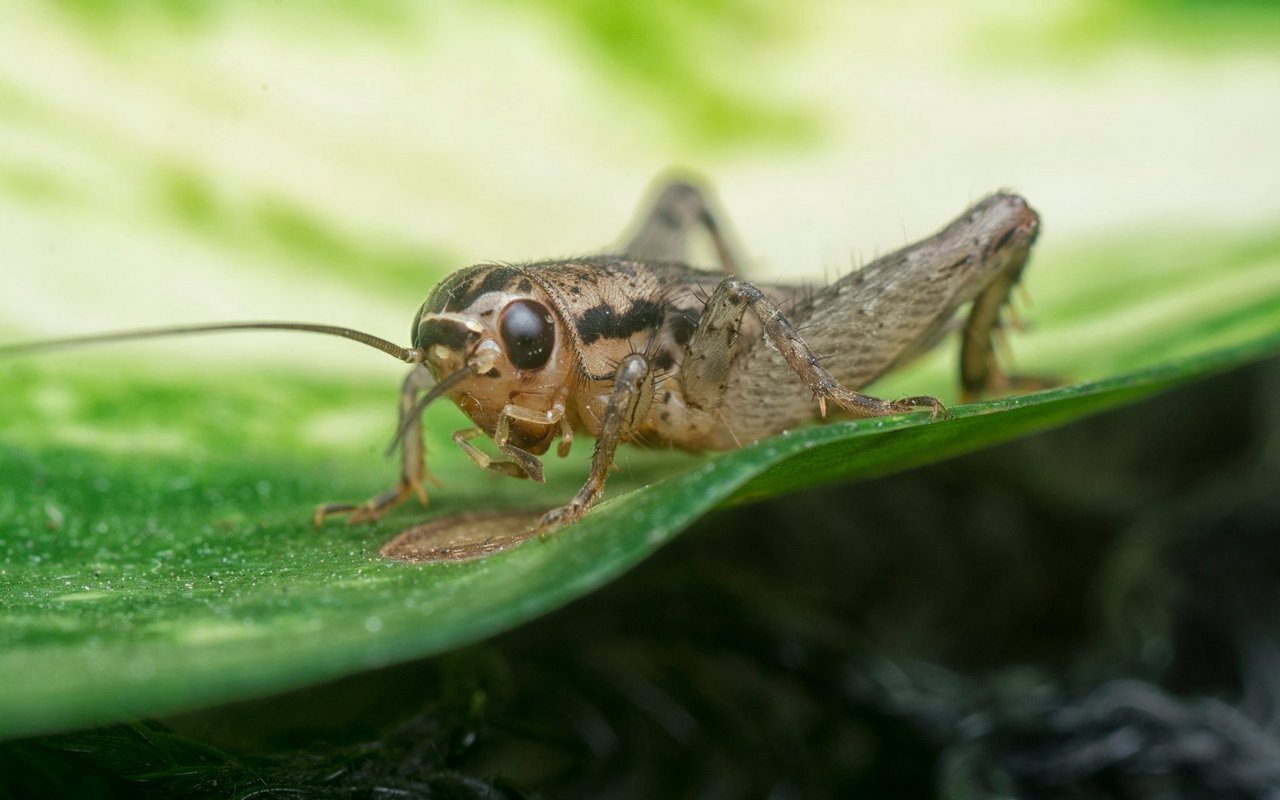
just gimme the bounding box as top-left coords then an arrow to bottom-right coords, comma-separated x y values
0,322 -> 426,364
386,363 -> 477,456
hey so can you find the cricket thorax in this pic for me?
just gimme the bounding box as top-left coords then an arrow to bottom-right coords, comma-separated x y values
413,256 -> 745,451
510,256 -> 724,443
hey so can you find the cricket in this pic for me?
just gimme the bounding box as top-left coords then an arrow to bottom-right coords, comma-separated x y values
1,177 -> 1042,537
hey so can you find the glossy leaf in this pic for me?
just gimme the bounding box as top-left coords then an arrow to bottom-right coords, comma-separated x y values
1,314 -> 1277,738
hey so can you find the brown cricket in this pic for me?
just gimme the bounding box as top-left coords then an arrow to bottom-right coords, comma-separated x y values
0,177 -> 1041,536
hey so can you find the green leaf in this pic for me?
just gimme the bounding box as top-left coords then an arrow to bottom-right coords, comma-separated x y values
2,278 -> 1279,738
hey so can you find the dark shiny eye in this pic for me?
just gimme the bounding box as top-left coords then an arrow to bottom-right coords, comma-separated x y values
499,299 -> 555,370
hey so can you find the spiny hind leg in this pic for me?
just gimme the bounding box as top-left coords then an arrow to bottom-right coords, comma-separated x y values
681,278 -> 946,420
960,263 -> 1058,402
621,178 -> 741,273
313,366 -> 435,526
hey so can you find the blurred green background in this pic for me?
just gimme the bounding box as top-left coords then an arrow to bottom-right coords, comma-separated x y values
4,0 -> 1278,367
2,1 -> 1280,797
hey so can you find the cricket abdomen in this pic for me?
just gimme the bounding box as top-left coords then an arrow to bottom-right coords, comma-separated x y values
713,193 -> 1039,444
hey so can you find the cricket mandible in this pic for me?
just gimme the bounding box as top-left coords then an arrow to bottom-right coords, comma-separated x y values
1,177 -> 1042,536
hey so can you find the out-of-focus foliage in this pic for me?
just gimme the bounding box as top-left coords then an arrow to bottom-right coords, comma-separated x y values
1050,0 -> 1280,51
43,0 -> 822,147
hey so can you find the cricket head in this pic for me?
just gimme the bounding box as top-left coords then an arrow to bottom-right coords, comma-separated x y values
410,265 -> 574,436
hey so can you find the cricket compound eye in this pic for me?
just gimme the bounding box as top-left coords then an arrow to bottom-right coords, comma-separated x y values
499,299 -> 556,370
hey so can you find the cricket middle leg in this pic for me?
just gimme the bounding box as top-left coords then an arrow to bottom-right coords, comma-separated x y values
314,365 -> 435,526
536,354 -> 653,535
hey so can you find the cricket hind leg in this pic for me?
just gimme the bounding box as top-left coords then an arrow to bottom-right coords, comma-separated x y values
313,366 -> 436,526
621,178 -> 741,273
681,278 -> 946,423
959,260 -> 1058,402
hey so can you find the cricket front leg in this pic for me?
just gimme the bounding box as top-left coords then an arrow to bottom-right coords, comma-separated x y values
537,354 -> 652,536
682,278 -> 946,420
452,427 -> 545,483
314,366 -> 436,526
622,178 -> 741,273
450,397 -> 575,482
